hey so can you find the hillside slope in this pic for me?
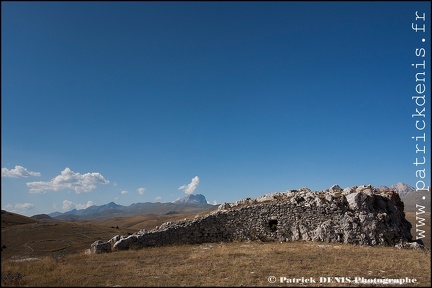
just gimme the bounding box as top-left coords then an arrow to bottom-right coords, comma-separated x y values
1,210 -> 37,228
1,207 -> 217,261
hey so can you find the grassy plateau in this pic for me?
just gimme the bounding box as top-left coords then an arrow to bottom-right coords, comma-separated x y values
1,209 -> 431,287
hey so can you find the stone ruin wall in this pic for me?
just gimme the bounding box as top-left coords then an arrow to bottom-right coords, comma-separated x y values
90,185 -> 416,254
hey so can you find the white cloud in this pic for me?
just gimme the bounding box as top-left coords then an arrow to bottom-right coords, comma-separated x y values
212,200 -> 218,205
120,190 -> 128,195
63,200 -> 94,210
27,167 -> 109,194
6,203 -> 13,209
178,176 -> 199,195
15,203 -> 35,210
137,188 -> 146,195
62,200 -> 74,210
2,165 -> 41,178
155,196 -> 162,201
76,201 -> 94,210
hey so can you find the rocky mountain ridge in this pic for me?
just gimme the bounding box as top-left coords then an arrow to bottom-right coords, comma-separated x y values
173,194 -> 208,205
47,196 -> 215,221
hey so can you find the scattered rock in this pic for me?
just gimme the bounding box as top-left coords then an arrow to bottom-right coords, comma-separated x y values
395,241 -> 428,250
90,240 -> 111,254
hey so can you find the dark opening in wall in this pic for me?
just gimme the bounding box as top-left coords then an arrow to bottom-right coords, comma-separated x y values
269,219 -> 278,232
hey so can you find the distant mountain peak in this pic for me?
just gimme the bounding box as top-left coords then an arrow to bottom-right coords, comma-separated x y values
375,182 -> 415,197
173,194 -> 208,205
390,182 -> 414,189
389,182 -> 415,197
104,202 -> 122,208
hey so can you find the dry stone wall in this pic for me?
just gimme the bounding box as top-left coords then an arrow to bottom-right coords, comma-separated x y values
90,185 -> 416,253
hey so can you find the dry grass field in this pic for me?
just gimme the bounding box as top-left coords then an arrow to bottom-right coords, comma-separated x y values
1,210 -> 209,261
2,209 -> 431,287
1,210 -> 137,260
1,241 -> 430,287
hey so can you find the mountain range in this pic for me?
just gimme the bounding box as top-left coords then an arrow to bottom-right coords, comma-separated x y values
44,194 -> 214,221
39,183 -> 429,221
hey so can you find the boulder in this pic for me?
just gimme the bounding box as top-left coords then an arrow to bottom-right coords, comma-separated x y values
90,240 -> 111,254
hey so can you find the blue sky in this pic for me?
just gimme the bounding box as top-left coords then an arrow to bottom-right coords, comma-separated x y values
2,1 -> 430,216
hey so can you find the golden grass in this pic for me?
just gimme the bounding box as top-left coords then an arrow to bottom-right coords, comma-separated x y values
1,241 -> 430,287
1,221 -> 137,260
2,208 -> 430,286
